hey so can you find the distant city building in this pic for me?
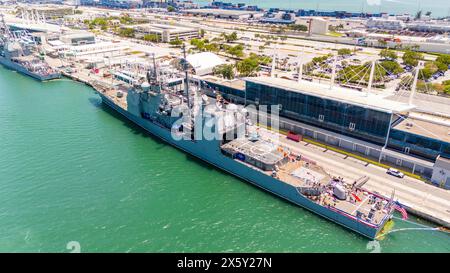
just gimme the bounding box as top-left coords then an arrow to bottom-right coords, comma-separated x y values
366,17 -> 406,30
173,1 -> 198,9
17,5 -> 74,20
396,14 -> 413,22
79,0 -> 98,5
309,17 -> 329,35
17,0 -> 63,4
296,9 -> 382,19
407,21 -> 450,33
142,0 -> 170,8
65,41 -> 129,58
0,0 -> 18,5
204,1 -> 262,12
183,9 -> 262,20
426,35 -> 450,44
60,32 -> 95,45
98,0 -> 142,9
132,23 -> 199,42
260,11 -> 296,24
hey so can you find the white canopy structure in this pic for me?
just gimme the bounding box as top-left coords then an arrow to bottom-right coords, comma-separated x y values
181,52 -> 226,76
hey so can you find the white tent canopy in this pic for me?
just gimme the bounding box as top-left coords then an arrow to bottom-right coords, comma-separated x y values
183,52 -> 226,76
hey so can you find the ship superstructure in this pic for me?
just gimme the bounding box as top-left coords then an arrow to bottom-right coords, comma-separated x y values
93,49 -> 395,240
0,14 -> 60,81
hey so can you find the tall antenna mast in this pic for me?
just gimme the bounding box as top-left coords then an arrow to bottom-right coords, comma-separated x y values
182,43 -> 191,110
152,53 -> 157,83
1,14 -> 11,38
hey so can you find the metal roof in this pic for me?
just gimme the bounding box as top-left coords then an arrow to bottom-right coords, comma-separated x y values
184,52 -> 226,76
245,76 -> 415,114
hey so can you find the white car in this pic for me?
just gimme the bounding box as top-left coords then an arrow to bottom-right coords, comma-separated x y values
387,168 -> 405,178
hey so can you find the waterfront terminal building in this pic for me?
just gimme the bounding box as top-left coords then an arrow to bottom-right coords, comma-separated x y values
200,76 -> 450,188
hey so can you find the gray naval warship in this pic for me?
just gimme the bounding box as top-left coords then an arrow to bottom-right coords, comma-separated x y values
93,51 -> 396,240
0,15 -> 60,81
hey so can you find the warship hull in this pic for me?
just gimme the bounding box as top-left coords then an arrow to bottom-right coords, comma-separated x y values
97,90 -> 386,240
0,57 -> 60,81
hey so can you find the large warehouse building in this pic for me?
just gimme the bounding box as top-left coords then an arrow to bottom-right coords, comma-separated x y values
183,9 -> 262,20
132,23 -> 199,42
200,76 -> 450,187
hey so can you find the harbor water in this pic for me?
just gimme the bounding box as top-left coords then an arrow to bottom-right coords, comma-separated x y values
0,67 -> 449,252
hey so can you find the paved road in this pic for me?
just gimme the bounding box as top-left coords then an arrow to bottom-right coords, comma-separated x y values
257,127 -> 450,226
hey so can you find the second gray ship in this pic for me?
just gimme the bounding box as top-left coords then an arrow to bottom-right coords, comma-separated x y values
0,15 -> 60,81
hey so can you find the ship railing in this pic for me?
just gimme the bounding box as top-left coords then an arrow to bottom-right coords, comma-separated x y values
296,186 -> 381,228
327,205 -> 380,229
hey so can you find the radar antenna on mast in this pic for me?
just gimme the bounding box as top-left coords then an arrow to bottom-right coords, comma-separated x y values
182,43 -> 191,110
0,13 -> 12,39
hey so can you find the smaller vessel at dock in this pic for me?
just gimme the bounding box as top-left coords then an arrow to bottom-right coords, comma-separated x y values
0,15 -> 60,81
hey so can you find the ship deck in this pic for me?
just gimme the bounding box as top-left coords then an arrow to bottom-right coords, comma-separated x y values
94,83 -> 128,110
222,137 -> 391,226
94,82 -> 390,227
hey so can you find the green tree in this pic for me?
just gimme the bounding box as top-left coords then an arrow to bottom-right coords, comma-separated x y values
204,43 -> 219,53
419,62 -> 438,80
435,61 -> 448,72
118,27 -> 135,38
226,44 -> 244,58
380,60 -> 404,75
337,48 -> 352,56
190,38 -> 206,51
436,54 -> 450,66
235,54 -> 272,76
402,50 -> 424,67
221,32 -> 238,43
378,39 -> 388,48
288,24 -> 308,32
379,49 -> 398,60
169,37 -> 183,47
119,14 -> 133,25
248,53 -> 272,66
236,57 -> 259,76
167,6 -> 175,12
415,10 -> 422,20
143,34 -> 159,43
213,64 -> 235,79
337,62 -> 387,84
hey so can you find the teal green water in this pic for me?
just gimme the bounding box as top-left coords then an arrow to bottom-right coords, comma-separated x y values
0,66 -> 449,253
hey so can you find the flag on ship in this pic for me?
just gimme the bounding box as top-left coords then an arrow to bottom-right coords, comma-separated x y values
394,202 -> 408,220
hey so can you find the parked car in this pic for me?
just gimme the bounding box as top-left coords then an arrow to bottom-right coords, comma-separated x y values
387,168 -> 405,178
